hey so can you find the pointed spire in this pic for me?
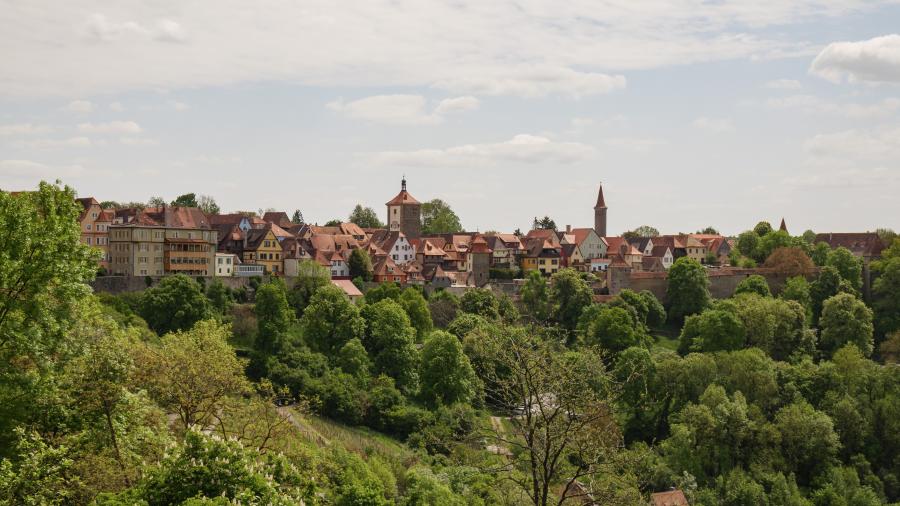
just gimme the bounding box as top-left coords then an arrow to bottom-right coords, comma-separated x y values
401,175 -> 407,192
594,183 -> 607,209
779,217 -> 788,233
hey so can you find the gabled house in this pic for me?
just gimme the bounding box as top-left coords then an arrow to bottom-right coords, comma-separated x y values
76,197 -> 113,269
682,236 -> 707,263
649,245 -> 674,270
570,228 -> 607,261
262,211 -> 293,229
370,230 -> 416,265
372,255 -> 407,283
243,225 -> 283,275
521,238 -> 561,276
560,243 -> 584,269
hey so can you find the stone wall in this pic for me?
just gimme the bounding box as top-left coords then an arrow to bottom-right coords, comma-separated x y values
91,275 -> 254,295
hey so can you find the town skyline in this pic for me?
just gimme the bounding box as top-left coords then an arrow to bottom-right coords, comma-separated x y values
2,1 -> 900,234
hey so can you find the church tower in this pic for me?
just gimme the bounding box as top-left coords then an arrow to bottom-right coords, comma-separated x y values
594,183 -> 607,237
386,177 -> 422,239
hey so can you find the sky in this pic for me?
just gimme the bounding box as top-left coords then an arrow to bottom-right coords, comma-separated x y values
1,1 -> 899,236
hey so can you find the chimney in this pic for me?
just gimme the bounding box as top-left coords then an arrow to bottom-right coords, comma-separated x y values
566,224 -> 572,233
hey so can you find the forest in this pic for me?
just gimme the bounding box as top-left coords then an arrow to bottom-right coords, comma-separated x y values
2,181 -> 900,505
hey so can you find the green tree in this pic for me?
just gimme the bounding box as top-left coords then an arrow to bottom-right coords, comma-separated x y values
819,293 -> 874,357
347,248 -> 373,282
719,294 -> 811,361
754,221 -> 773,236
421,199 -> 463,235
583,306 -> 644,353
399,288 -> 432,340
291,210 -> 304,224
134,320 -> 249,430
139,274 -> 213,335
520,269 -> 551,321
419,331 -> 478,407
623,225 -> 660,240
300,285 -> 365,356
205,278 -> 233,314
427,290 -> 459,328
460,288 -> 500,319
736,231 -> 760,257
533,215 -> 557,231
348,204 -> 384,228
254,281 -> 293,355
873,257 -> 900,338
698,226 -> 720,235
678,309 -> 746,353
775,401 -> 840,485
667,257 -> 711,322
640,290 -> 667,328
734,274 -> 771,297
337,338 -> 372,381
361,299 -> 419,394
365,282 -> 402,305
810,242 -> 831,267
781,276 -> 812,317
147,196 -> 166,207
0,428 -> 82,505
170,192 -> 198,207
550,268 -> 593,330
826,247 -> 863,292
756,230 -> 793,263
810,266 -> 844,325
287,260 -> 330,317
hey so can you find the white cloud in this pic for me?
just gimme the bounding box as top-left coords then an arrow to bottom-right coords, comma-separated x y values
601,137 -> 668,152
109,102 -> 125,112
371,134 -> 594,168
784,167 -> 899,188
2,1 -> 892,98
433,96 -> 479,115
120,136 -> 158,146
764,79 -> 802,89
810,34 -> 900,83
62,100 -> 94,113
0,123 -> 54,136
0,159 -> 86,179
328,94 -> 478,125
692,117 -> 734,133
77,121 -> 142,134
803,127 -> 900,161
766,94 -> 900,119
786,126 -> 900,189
170,101 -> 189,111
12,137 -> 93,149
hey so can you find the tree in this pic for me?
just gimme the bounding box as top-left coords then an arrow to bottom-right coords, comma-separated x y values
460,288 -> 500,319
337,338 -> 373,381
361,299 -> 420,394
291,210 -> 304,224
736,231 -> 759,257
763,247 -> 815,277
139,274 -> 213,335
819,293 -> 874,357
520,269 -> 551,321
698,226 -> 719,235
774,401 -> 840,485
678,310 -> 746,353
755,230 -> 793,263
399,288 -> 432,340
811,242 -> 831,266
480,330 -> 623,506
206,278 -> 232,314
781,276 -> 811,317
147,196 -> 166,207
134,320 -> 249,429
254,281 -> 293,355
718,294 -> 811,361
324,219 -> 342,227
826,247 -> 863,292
802,229 -> 817,243
623,225 -> 660,240
733,274 -> 771,297
640,290 -> 667,328
196,195 -> 220,215
422,199 -> 463,235
348,204 -> 384,228
287,260 -> 330,317
365,282 -> 402,305
754,221 -> 773,236
347,248 -> 373,282
667,257 -> 710,322
533,215 -> 557,231
810,266 -> 843,325
428,290 -> 459,328
873,257 -> 900,338
0,428 -> 82,505
419,331 -> 478,407
550,268 -> 593,330
300,285 -> 365,356
170,193 -> 198,207
583,306 -> 644,354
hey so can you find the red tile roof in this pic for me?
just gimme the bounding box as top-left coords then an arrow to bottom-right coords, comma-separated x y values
650,489 -> 689,506
386,190 -> 420,205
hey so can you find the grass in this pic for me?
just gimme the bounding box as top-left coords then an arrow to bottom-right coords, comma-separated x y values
650,322 -> 681,352
293,410 -> 415,462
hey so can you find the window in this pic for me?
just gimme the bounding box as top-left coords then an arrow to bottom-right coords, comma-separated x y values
86,224 -> 92,230
86,237 -> 92,245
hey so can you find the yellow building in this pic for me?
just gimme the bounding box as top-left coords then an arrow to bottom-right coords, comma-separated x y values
683,236 -> 707,263
521,238 -> 561,276
243,226 -> 283,275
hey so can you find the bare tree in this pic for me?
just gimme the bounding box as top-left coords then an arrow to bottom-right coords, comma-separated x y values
476,327 -> 627,506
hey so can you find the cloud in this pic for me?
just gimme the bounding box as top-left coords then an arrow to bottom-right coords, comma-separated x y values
119,136 -> 158,146
786,126 -> 900,189
3,1 -> 892,98
170,100 -> 189,111
433,96 -> 479,115
11,137 -> 93,149
803,127 -> 900,161
370,134 -> 594,168
601,137 -> 668,152
810,34 -> 900,83
765,79 -> 802,89
766,94 -> 900,119
0,123 -> 54,136
62,100 -> 94,113
692,117 -> 734,133
77,121 -> 143,134
0,159 -> 85,179
328,94 -> 478,125
784,167 -> 899,188
109,102 -> 125,112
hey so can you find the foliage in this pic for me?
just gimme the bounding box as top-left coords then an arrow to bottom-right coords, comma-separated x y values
734,274 -> 771,298
819,293 -> 874,357
754,221 -> 774,236
520,269 -> 551,321
873,257 -> 900,338
205,278 -> 233,314
365,282 -> 402,305
678,309 -> 745,353
826,247 -> 863,292
287,260 -> 332,318
459,288 -> 500,320
0,428 -> 82,505
781,276 -> 812,317
399,288 -> 432,340
361,299 -> 420,394
347,248 -> 373,282
763,247 -> 815,277
197,195 -> 220,215
427,290 -> 459,328
622,225 -> 660,240
532,216 -> 557,231
582,305 -> 645,353
811,242 -> 831,266
419,331 -> 478,407
255,281 -> 294,355
549,268 -> 593,330
348,204 -> 384,229
140,274 -> 213,335
421,199 -> 463,235
301,285 -> 366,356
291,210 -> 304,224
170,193 -> 198,207
666,257 -> 710,322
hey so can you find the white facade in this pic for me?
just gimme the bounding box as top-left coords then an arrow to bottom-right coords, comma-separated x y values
330,258 -> 349,278
215,253 -> 235,276
389,235 -> 416,265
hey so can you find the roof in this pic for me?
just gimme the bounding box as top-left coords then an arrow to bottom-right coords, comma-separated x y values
779,217 -> 788,233
570,228 -> 598,247
370,230 -> 407,252
650,489 -> 689,506
650,245 -> 672,258
594,184 -> 607,209
561,243 -> 579,258
524,237 -> 560,258
814,232 -> 885,257
244,225 -> 274,250
270,223 -> 294,239
421,239 -> 449,257
262,211 -> 292,227
386,187 -> 421,206
331,279 -> 363,297
116,206 -> 212,229
642,256 -> 665,272
340,222 -> 367,238
469,236 -> 492,254
526,229 -> 561,248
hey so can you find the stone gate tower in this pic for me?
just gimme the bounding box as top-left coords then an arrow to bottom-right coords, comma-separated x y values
594,183 -> 607,237
386,177 -> 422,239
